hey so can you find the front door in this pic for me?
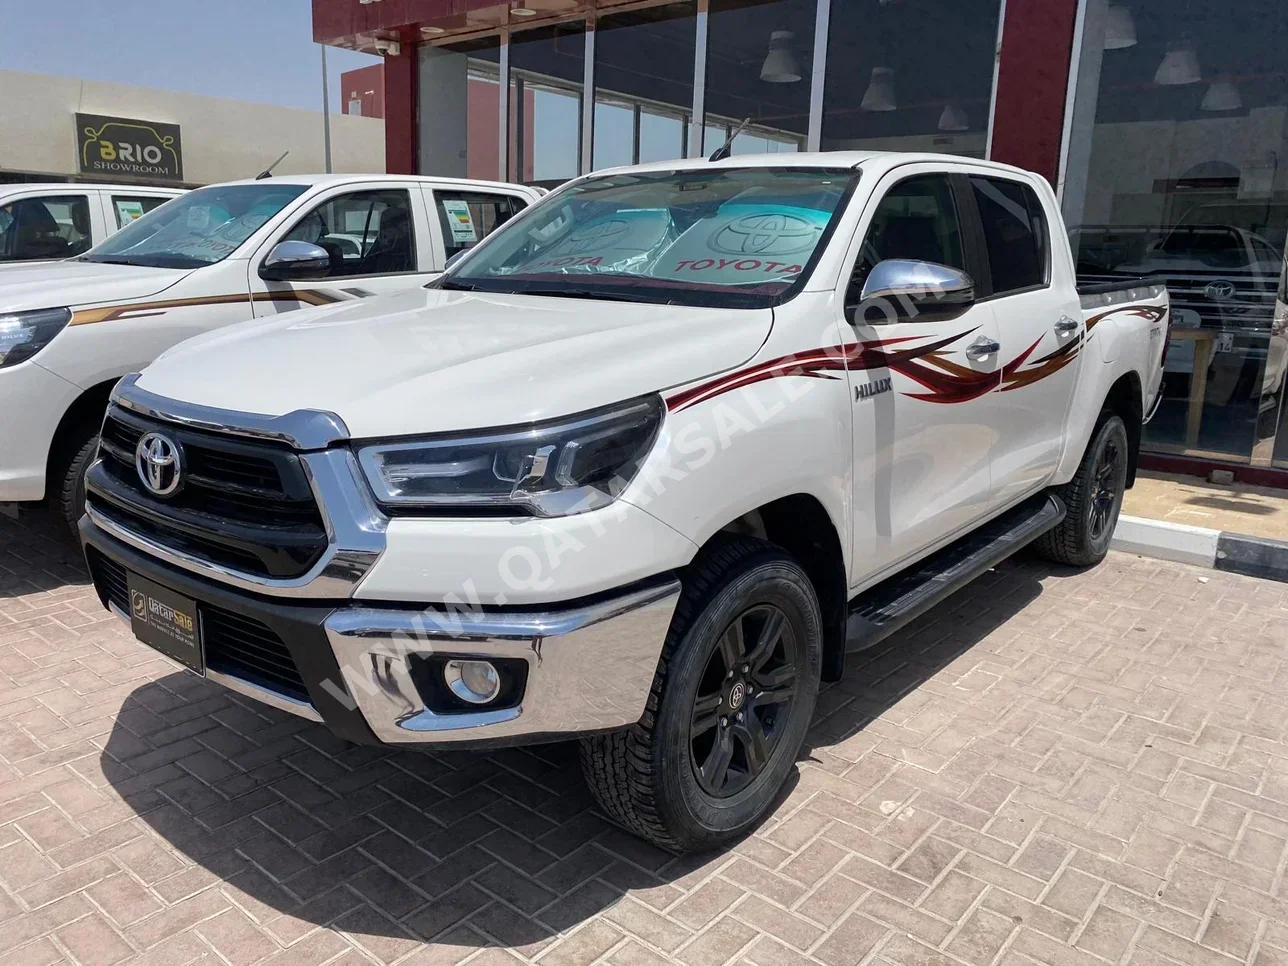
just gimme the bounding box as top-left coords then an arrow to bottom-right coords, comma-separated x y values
839,168 -> 1002,585
248,184 -> 438,316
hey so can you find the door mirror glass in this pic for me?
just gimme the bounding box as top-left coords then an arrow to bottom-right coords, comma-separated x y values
259,240 -> 332,281
854,258 -> 975,324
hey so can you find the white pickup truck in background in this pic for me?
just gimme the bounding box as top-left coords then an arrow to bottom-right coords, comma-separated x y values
0,182 -> 184,264
0,173 -> 541,537
80,152 -> 1168,851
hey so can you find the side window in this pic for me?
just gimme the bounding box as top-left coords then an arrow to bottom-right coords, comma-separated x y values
969,176 -> 1049,296
434,190 -> 527,260
849,174 -> 965,303
281,189 -> 416,277
111,195 -> 169,230
0,195 -> 92,261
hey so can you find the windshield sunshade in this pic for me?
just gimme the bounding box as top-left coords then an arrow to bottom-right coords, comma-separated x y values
442,167 -> 859,309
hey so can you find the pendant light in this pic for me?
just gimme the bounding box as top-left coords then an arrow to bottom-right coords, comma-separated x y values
938,104 -> 969,132
1154,41 -> 1201,86
760,30 -> 802,84
1103,5 -> 1137,49
861,67 -> 897,112
1201,81 -> 1242,111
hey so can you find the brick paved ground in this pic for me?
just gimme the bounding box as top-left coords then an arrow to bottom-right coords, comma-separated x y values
3,509 -> 1288,966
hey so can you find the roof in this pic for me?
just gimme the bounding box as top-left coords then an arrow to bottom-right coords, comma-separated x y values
0,182 -> 185,194
588,150 -> 1039,180
211,173 -> 535,192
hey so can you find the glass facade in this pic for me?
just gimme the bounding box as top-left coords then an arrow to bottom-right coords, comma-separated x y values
418,37 -> 501,181
820,0 -> 1003,157
509,21 -> 586,184
593,3 -> 696,168
703,0 -> 813,155
1063,0 -> 1288,467
393,0 -> 1288,474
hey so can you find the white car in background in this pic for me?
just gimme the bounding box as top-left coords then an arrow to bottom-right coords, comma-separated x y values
0,182 -> 184,264
0,173 -> 541,537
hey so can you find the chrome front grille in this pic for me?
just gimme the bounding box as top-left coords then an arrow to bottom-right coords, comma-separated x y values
88,407 -> 329,580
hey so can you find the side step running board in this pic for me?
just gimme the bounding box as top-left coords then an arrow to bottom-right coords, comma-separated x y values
845,493 -> 1066,653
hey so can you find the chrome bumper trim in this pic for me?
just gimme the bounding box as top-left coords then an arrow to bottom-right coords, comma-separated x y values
205,669 -> 323,722
108,602 -> 323,723
111,373 -> 351,449
323,578 -> 681,743
86,447 -> 387,600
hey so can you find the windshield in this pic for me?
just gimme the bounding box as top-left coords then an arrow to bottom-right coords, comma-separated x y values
80,183 -> 308,269
441,167 -> 859,308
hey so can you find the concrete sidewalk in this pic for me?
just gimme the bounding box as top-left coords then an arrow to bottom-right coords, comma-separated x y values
1116,472 -> 1288,582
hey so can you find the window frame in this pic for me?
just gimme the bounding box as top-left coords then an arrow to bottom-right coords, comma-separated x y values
0,193 -> 94,262
430,188 -> 531,261
108,193 -> 172,230
958,173 -> 1053,303
273,187 -> 421,281
845,170 -> 981,314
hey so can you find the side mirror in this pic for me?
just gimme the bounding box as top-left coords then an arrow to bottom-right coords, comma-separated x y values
444,249 -> 468,271
259,241 -> 332,281
853,258 -> 975,324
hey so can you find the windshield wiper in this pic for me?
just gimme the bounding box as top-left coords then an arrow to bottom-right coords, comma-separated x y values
436,279 -> 478,291
81,255 -> 144,266
514,287 -> 674,305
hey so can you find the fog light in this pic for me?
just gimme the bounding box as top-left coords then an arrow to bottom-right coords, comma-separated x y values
443,659 -> 501,705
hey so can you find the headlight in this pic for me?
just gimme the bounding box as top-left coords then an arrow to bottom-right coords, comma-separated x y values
0,307 -> 72,369
357,395 -> 664,517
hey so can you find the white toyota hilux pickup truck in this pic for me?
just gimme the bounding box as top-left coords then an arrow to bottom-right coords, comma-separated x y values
0,173 -> 540,538
81,153 -> 1168,851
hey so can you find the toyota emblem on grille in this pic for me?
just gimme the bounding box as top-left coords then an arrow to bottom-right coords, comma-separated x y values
135,432 -> 183,497
1205,280 -> 1237,302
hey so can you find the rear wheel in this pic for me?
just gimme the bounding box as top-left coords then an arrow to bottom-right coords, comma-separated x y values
1035,413 -> 1129,567
580,537 -> 822,852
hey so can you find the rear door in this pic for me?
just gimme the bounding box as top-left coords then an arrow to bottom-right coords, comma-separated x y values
101,190 -> 176,239
425,186 -> 531,266
840,165 -> 1003,581
247,182 -> 438,315
959,172 -> 1083,510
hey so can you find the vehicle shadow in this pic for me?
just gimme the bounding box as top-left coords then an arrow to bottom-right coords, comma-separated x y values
99,553 -> 1059,952
0,507 -> 92,598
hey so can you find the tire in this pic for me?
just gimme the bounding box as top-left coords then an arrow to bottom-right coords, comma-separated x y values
53,430 -> 99,546
580,536 -> 822,852
1035,412 -> 1129,567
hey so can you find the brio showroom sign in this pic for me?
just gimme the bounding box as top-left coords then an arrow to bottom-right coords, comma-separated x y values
76,113 -> 183,182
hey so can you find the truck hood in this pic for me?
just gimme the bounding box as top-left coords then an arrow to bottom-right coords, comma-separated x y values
0,260 -> 191,311
137,287 -> 774,438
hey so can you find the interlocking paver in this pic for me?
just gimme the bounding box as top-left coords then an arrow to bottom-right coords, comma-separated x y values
7,509 -> 1288,964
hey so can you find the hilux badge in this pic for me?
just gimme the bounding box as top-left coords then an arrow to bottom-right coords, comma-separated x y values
856,377 -> 893,402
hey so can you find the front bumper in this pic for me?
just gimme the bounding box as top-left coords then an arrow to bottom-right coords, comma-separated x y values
82,516 -> 680,748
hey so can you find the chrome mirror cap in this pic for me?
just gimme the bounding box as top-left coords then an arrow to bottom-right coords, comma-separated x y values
859,258 -> 975,304
260,240 -> 332,281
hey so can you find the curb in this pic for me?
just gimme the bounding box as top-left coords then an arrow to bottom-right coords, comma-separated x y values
1111,514 -> 1288,583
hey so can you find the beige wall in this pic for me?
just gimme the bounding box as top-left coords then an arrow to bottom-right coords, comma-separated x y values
0,69 -> 385,185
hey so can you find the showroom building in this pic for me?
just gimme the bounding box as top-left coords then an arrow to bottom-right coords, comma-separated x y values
312,0 -> 1288,478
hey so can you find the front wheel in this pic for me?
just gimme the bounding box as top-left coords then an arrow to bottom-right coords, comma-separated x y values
1035,413 -> 1129,567
53,430 -> 100,546
580,537 -> 822,852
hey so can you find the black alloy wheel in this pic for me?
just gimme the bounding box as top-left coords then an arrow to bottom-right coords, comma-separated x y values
1088,433 -> 1122,543
690,603 -> 798,798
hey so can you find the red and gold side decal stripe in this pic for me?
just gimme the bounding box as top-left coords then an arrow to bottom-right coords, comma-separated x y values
666,302 -> 1165,411
69,290 -> 346,326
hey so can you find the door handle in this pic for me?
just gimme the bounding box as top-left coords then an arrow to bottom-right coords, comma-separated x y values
1055,317 -> 1080,335
966,338 -> 1001,361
